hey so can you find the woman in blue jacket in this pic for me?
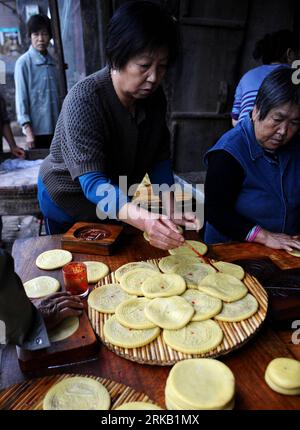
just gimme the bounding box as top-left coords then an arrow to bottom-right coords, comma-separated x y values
205,67 -> 300,252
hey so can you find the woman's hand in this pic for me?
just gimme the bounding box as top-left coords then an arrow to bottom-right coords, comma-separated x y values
33,291 -> 84,331
144,216 -> 185,250
11,145 -> 26,159
255,228 -> 300,251
171,211 -> 202,232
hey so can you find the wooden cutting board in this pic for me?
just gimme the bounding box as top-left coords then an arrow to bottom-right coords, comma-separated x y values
17,311 -> 98,372
0,373 -> 156,410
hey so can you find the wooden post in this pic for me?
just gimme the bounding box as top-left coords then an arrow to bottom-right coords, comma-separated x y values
48,0 -> 68,105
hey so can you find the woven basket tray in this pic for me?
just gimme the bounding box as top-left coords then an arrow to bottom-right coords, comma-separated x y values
88,259 -> 268,366
0,373 -> 155,410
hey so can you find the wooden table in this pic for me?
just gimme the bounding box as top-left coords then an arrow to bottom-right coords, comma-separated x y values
1,230 -> 300,410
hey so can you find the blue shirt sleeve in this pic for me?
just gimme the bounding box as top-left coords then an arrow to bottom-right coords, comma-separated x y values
148,159 -> 174,195
14,57 -> 31,126
79,172 -> 131,219
231,80 -> 242,120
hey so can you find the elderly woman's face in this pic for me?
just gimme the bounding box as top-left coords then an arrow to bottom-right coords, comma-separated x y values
113,48 -> 169,101
253,102 -> 300,150
31,27 -> 50,53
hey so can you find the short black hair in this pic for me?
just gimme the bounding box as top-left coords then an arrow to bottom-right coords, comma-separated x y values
253,29 -> 299,64
255,67 -> 300,120
27,14 -> 52,39
106,1 -> 180,70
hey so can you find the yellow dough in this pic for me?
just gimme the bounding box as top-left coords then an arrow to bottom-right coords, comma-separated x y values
168,240 -> 208,257
43,376 -> 111,410
103,315 -> 160,348
163,320 -> 223,354
215,293 -> 258,322
48,316 -> 80,342
23,276 -> 60,299
120,268 -> 158,295
88,283 -> 134,313
173,262 -> 217,288
115,297 -> 157,329
212,261 -> 245,280
141,273 -> 186,298
165,359 -> 235,410
36,249 -> 72,270
182,289 -> 222,321
287,249 -> 300,257
158,255 -> 200,274
115,401 -> 163,410
144,296 -> 194,329
198,273 -> 248,302
115,261 -> 159,282
83,261 -> 109,284
265,371 -> 300,396
265,357 -> 300,394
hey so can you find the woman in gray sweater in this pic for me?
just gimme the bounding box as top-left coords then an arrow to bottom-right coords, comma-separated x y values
38,1 -> 200,250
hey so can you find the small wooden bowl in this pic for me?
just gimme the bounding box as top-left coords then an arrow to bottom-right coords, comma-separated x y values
61,222 -> 123,255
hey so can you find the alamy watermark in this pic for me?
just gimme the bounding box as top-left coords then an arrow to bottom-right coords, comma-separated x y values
292,60 -> 300,84
95,176 -> 204,229
0,320 -> 6,345
291,320 -> 300,345
0,60 -> 6,85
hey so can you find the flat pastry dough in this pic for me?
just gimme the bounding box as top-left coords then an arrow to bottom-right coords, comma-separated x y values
265,372 -> 300,395
115,261 -> 159,282
141,273 -> 186,298
168,240 -> 208,257
115,401 -> 163,410
182,289 -> 222,321
215,293 -> 258,322
120,268 -> 158,295
48,316 -> 80,342
83,261 -> 109,283
88,284 -> 134,313
158,255 -> 200,273
43,376 -> 111,410
173,262 -> 216,288
163,320 -> 223,354
287,249 -> 300,257
36,249 -> 72,270
165,359 -> 235,410
144,296 -> 194,329
212,261 -> 245,280
23,276 -> 60,299
115,297 -> 157,329
103,315 -> 160,348
265,358 -> 300,395
198,273 -> 248,302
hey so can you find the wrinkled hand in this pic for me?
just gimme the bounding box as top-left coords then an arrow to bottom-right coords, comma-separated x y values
171,211 -> 202,232
256,229 -> 300,252
11,146 -> 25,159
144,216 -> 185,250
34,292 -> 84,330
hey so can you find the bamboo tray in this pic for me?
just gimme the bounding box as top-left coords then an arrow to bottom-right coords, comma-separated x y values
0,374 -> 155,410
88,258 -> 268,366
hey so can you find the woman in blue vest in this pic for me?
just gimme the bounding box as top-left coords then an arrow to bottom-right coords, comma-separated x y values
204,67 -> 300,252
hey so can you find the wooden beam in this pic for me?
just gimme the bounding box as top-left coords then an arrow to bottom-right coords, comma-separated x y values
180,17 -> 245,30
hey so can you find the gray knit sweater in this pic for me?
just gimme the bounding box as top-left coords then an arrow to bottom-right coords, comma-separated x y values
39,66 -> 171,219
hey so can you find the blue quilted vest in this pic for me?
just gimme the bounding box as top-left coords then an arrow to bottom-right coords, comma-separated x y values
204,114 -> 300,244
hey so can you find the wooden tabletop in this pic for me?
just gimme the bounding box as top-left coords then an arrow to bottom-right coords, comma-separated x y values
1,229 -> 300,410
